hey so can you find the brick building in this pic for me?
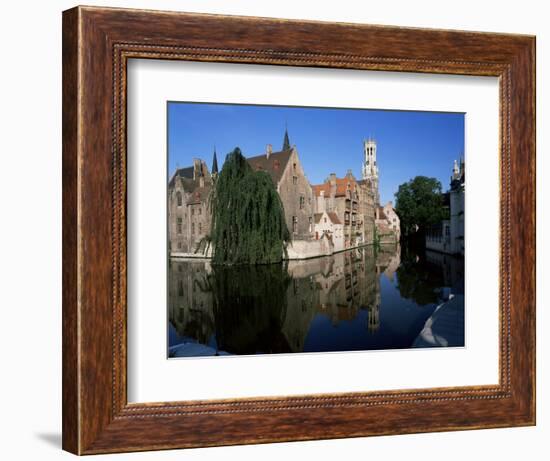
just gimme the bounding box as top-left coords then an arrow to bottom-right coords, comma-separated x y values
168,131 -> 397,259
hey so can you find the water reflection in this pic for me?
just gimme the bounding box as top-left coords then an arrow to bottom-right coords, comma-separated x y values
168,245 -> 464,357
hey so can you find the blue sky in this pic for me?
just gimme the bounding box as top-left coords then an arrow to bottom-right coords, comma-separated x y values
168,102 -> 464,204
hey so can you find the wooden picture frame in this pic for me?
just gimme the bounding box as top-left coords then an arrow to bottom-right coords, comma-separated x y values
62,5 -> 536,455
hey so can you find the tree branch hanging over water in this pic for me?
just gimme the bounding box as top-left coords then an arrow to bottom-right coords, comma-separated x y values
210,148 -> 290,265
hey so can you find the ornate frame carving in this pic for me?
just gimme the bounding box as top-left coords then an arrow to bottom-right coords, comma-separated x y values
62,6 -> 535,454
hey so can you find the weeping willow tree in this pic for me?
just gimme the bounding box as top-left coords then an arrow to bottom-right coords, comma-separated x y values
210,148 -> 290,265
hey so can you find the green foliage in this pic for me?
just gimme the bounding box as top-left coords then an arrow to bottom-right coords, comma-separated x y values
209,263 -> 292,354
395,250 -> 445,306
394,176 -> 447,237
210,148 -> 290,265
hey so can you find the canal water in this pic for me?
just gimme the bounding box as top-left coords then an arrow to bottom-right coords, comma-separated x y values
168,245 -> 464,358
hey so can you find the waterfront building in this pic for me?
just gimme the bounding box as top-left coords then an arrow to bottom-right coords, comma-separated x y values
356,178 -> 377,245
247,130 -> 314,241
168,130 -> 397,259
425,159 -> 465,255
312,170 -> 368,250
168,158 -> 213,254
313,210 -> 344,252
375,201 -> 401,244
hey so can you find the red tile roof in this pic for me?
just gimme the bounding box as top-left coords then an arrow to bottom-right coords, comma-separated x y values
312,176 -> 358,198
314,212 -> 342,225
327,212 -> 342,225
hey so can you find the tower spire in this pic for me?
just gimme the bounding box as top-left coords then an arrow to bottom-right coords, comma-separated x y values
282,124 -> 291,151
212,146 -> 219,175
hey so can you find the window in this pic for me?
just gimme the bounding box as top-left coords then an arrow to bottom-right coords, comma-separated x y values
299,195 -> 305,209
293,176 -> 298,185
191,223 -> 195,235
292,216 -> 298,233
198,207 -> 202,215
176,217 -> 182,234
198,222 -> 202,234
191,208 -> 195,216
309,217 -> 313,233
293,162 -> 297,172
324,217 -> 327,223
176,191 -> 182,206
177,242 -> 182,250
178,280 -> 183,297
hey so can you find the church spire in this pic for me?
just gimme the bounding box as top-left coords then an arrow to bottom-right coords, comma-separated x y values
282,125 -> 291,151
212,147 -> 218,175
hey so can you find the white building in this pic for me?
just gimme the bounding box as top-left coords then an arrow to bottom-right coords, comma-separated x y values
376,201 -> 401,242
313,210 -> 345,252
425,159 -> 465,256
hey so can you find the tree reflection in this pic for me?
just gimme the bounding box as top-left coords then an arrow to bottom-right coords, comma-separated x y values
209,263 -> 292,354
395,247 -> 445,306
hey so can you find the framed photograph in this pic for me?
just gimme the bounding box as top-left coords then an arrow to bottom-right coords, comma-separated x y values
62,6 -> 535,455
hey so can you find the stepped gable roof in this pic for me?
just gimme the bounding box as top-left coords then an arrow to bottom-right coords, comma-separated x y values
314,212 -> 342,225
312,176 -> 358,198
246,149 -> 293,185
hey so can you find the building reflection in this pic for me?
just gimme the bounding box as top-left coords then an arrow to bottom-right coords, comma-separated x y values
168,244 -> 399,355
168,244 -> 465,356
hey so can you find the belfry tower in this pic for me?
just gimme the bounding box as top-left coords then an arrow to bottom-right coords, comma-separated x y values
362,138 -> 380,205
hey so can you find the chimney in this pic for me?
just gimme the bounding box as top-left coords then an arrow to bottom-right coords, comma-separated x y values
266,144 -> 272,158
193,158 -> 201,180
329,173 -> 336,185
318,191 -> 326,212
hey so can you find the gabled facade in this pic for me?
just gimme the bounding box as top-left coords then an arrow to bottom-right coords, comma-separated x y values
312,170 -> 371,249
425,159 -> 465,255
168,158 -> 213,254
313,210 -> 344,252
247,143 -> 314,241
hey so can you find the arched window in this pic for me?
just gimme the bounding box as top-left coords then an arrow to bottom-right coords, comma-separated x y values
176,191 -> 182,207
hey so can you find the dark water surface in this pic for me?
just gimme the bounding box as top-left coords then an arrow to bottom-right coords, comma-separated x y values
168,245 -> 464,358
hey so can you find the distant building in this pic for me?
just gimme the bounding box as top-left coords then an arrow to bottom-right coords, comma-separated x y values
362,138 -> 380,205
361,138 -> 400,243
312,170 -> 369,250
425,159 -> 465,255
375,201 -> 401,243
